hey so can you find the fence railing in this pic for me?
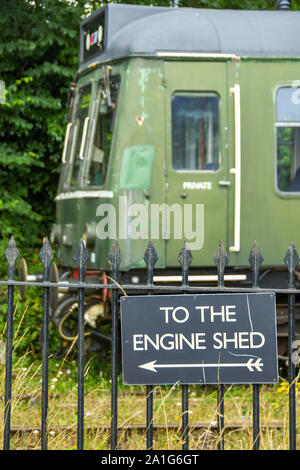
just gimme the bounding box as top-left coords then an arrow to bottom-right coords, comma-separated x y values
0,236 -> 299,450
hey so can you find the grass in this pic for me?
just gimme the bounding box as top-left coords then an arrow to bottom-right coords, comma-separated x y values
0,353 -> 299,450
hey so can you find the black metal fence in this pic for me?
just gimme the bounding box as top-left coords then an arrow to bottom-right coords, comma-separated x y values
0,236 -> 299,450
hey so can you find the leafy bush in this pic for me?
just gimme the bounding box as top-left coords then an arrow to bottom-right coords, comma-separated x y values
0,0 -> 88,255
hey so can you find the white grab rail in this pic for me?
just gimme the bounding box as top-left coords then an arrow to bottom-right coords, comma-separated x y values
79,117 -> 90,160
229,84 -> 241,253
61,122 -> 72,163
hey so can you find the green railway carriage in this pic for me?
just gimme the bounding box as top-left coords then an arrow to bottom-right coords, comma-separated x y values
44,3 -> 300,355
52,4 -> 300,276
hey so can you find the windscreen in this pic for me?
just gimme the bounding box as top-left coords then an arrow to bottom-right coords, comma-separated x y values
84,76 -> 120,187
66,84 -> 92,187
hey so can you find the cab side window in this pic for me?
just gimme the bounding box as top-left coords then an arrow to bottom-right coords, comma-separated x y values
172,93 -> 219,171
276,87 -> 300,193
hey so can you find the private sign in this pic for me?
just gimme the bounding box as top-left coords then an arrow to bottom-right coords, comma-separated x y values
120,293 -> 278,385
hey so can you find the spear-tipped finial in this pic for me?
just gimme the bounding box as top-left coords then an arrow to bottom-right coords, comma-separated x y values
214,241 -> 228,270
284,241 -> 299,287
108,240 -> 122,272
248,241 -> 263,287
178,241 -> 193,286
5,236 -> 19,269
143,240 -> 158,267
39,237 -> 54,268
213,241 -> 229,286
178,241 -> 193,269
73,238 -> 89,270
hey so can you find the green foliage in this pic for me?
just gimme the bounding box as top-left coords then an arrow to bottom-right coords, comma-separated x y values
0,0 -> 88,256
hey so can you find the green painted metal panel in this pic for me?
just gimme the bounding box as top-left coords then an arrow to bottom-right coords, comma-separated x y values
119,145 -> 154,190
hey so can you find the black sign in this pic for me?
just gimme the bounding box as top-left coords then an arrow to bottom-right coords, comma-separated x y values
120,293 -> 278,385
82,11 -> 105,63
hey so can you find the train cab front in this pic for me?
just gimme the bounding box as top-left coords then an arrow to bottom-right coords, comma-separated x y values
51,65 -> 121,273
48,61 -> 124,356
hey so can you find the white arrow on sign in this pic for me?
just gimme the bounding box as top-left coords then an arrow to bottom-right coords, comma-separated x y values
139,358 -> 263,373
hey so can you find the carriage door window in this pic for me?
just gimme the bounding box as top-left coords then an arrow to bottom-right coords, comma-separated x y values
276,87 -> 300,192
85,77 -> 120,186
172,93 -> 219,171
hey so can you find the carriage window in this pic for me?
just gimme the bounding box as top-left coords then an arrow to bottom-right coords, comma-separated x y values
85,77 -> 120,186
172,93 -> 219,171
276,87 -> 300,192
66,84 -> 91,188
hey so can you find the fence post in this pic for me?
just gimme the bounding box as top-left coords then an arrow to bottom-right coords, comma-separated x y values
39,237 -> 54,450
143,240 -> 158,450
248,241 -> 263,450
108,240 -> 122,450
284,241 -> 299,450
213,241 -> 228,450
73,238 -> 89,450
178,241 -> 192,450
3,236 -> 19,451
